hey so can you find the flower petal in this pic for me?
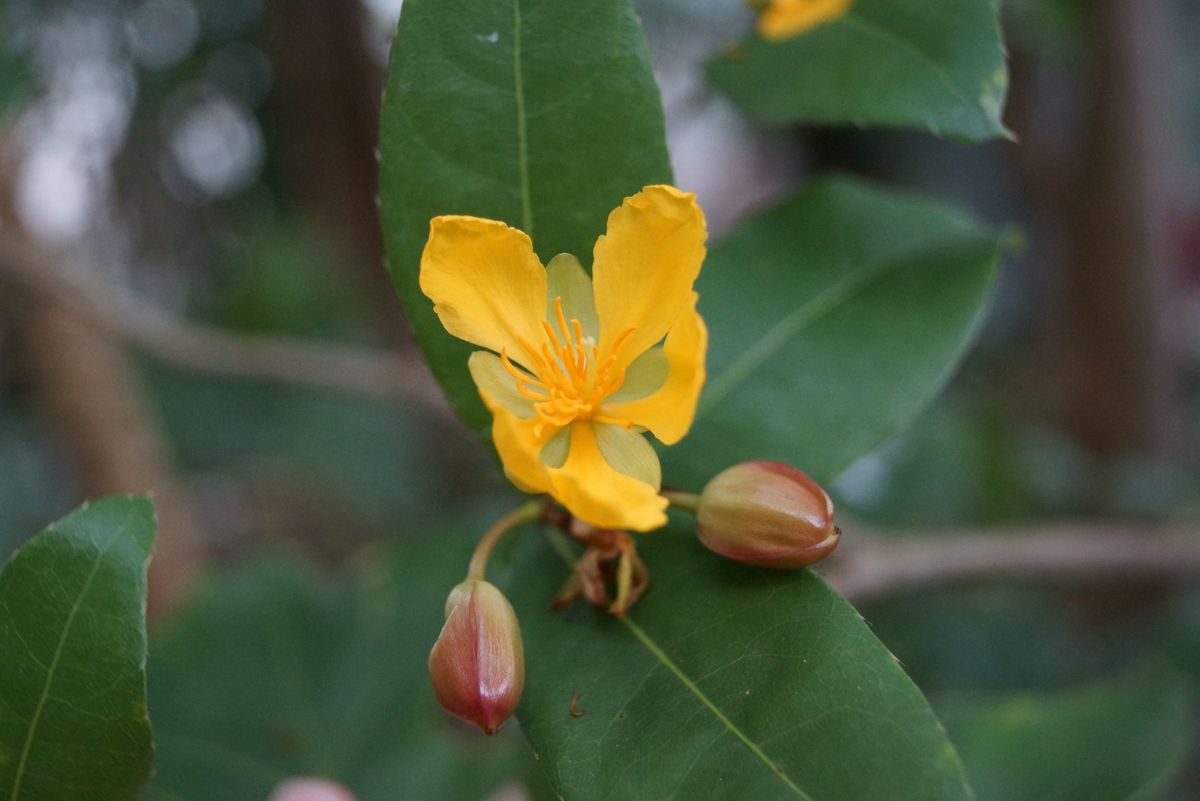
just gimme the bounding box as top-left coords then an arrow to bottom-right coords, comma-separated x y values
468,352 -> 535,419
545,253 -> 598,340
601,293 -> 707,445
758,0 -> 853,41
420,215 -> 548,365
592,185 -> 706,364
480,389 -> 555,494
548,423 -> 668,532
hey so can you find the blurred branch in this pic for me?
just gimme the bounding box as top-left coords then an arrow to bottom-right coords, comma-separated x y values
0,237 -> 450,413
18,306 -> 206,619
823,522 -> 1200,604
7,242 -> 1199,610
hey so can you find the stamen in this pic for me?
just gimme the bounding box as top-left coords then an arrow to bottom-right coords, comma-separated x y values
502,316 -> 640,431
553,298 -> 573,352
500,349 -> 549,398
610,326 -> 637,356
542,320 -> 560,350
518,337 -> 549,372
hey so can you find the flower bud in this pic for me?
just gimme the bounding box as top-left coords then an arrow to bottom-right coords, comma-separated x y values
268,778 -> 357,801
428,579 -> 524,735
696,461 -> 840,569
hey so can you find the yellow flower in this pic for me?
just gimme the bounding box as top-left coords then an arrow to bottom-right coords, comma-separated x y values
420,185 -> 708,532
757,0 -> 853,41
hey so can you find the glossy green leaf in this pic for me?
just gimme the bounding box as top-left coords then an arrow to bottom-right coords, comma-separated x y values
938,670 -> 1195,801
146,533 -> 521,801
0,495 -> 156,801
378,0 -> 672,431
508,524 -> 972,801
707,0 -> 1010,141
663,175 -> 1000,490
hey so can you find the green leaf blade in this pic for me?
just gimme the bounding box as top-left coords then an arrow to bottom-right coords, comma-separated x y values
707,0 -> 1009,141
147,535 -> 521,801
0,495 -> 156,801
379,0 -> 672,430
938,670 -> 1195,801
666,175 -> 1000,489
511,527 -> 972,801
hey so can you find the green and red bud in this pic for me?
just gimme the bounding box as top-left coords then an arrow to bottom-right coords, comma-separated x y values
428,579 -> 524,735
696,461 -> 840,569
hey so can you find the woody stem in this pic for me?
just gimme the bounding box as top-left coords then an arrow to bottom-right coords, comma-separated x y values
467,500 -> 545,581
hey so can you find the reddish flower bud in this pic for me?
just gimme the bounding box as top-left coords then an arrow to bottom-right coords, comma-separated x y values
696,461 -> 840,569
428,579 -> 524,735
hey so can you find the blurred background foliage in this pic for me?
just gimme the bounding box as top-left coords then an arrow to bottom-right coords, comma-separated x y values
1,0 -> 1199,798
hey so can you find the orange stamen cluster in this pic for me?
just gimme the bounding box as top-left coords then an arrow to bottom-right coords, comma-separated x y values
501,297 -> 635,436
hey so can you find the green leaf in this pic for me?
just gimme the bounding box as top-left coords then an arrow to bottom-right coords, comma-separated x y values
0,495 -> 156,801
664,175 -> 1000,490
508,524 -> 972,801
937,670 -> 1195,801
378,0 -> 672,431
146,533 -> 521,801
706,0 -> 1010,141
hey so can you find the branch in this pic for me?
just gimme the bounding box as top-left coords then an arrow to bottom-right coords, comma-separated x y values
821,521 -> 1200,604
0,237 -> 450,413
6,242 -> 1200,609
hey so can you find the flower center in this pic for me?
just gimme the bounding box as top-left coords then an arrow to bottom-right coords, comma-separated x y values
501,297 -> 635,436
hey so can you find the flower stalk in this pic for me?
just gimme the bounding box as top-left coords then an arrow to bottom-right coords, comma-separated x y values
466,500 -> 544,581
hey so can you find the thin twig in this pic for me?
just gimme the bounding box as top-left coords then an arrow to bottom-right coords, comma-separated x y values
821,521 -> 1200,604
0,237 -> 449,412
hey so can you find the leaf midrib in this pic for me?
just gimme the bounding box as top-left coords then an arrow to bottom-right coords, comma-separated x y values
7,523 -> 120,801
620,616 -> 814,800
512,0 -> 534,237
697,266 -> 876,418
698,233 -> 993,419
540,530 -> 813,799
839,12 -> 971,110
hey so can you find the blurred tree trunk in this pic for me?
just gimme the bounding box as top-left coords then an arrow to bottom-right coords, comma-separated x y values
16,306 -> 204,617
261,0 -> 484,491
1051,0 -> 1180,462
263,0 -> 388,294
1,141 -> 203,619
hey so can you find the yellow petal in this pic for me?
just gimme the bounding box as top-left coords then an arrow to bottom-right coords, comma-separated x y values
548,423 -> 668,532
601,293 -> 707,445
420,216 -> 548,366
481,389 -> 555,494
758,0 -> 853,42
592,185 -> 706,364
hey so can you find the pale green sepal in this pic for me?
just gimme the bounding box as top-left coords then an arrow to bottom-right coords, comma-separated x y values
468,351 -> 535,419
606,345 -> 668,403
595,422 -> 661,489
540,425 -> 571,468
546,253 -> 599,340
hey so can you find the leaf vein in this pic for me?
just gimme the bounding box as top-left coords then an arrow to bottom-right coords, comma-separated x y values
620,616 -> 815,800
6,510 -> 128,801
512,0 -> 533,236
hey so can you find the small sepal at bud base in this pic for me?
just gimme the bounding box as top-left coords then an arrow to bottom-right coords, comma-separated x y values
428,579 -> 524,735
695,460 -> 840,569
